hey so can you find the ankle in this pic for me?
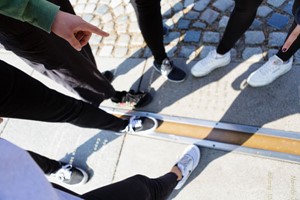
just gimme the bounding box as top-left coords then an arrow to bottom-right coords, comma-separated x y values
171,166 -> 182,181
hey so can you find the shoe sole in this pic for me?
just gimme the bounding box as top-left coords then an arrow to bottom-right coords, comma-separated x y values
247,65 -> 292,87
191,59 -> 231,78
152,65 -> 186,83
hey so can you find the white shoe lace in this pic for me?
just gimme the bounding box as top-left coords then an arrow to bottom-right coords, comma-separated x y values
177,155 -> 193,177
54,164 -> 72,182
126,117 -> 142,133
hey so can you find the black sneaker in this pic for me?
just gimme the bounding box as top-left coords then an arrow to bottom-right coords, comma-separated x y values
111,90 -> 152,108
153,58 -> 186,82
102,70 -> 114,83
50,163 -> 88,186
120,116 -> 158,134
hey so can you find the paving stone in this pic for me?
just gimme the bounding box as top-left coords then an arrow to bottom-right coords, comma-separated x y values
250,19 -> 263,30
242,47 -> 264,62
177,19 -> 191,29
102,12 -> 113,23
116,23 -> 128,34
114,47 -> 128,57
203,32 -> 220,43
143,47 -> 152,58
268,49 -> 279,59
192,21 -> 207,29
82,14 -> 93,22
199,45 -> 215,58
90,18 -> 101,27
268,32 -> 288,47
164,32 -> 181,44
125,4 -> 134,14
184,31 -> 201,42
131,34 -> 144,46
267,0 -> 285,7
110,0 -> 122,8
128,22 -> 141,33
200,8 -> 219,24
128,47 -> 143,58
113,5 -> 125,17
89,35 -> 102,46
103,22 -> 115,32
98,46 -> 113,57
179,45 -> 196,58
101,0 -> 111,3
294,50 -> 300,64
103,34 -> 118,45
257,6 -> 273,17
172,11 -> 184,22
213,0 -> 234,12
162,4 -> 172,17
129,13 -> 138,22
96,4 -> 109,15
184,0 -> 194,8
84,3 -> 96,13
115,15 -> 128,24
184,11 -> 200,20
74,4 -> 85,13
245,31 -> 265,44
267,13 -> 289,29
283,1 -> 293,15
218,16 -> 229,29
165,45 -> 178,58
116,34 -> 131,46
193,0 -> 210,12
172,2 -> 184,12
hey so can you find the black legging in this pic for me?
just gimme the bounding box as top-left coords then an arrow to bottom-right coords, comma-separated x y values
217,0 -> 300,62
29,148 -> 178,200
0,60 -> 127,132
130,0 -> 167,64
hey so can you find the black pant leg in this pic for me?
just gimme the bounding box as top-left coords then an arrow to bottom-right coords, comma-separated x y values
130,0 -> 167,63
0,0 -> 115,106
0,60 -> 127,131
217,0 -> 264,54
28,151 -> 61,175
81,173 -> 178,200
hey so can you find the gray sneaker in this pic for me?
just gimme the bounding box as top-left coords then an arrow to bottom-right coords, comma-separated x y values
174,145 -> 201,190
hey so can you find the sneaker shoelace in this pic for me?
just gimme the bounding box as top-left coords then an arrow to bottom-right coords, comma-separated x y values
55,164 -> 72,182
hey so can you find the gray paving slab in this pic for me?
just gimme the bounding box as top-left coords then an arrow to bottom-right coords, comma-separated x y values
139,58 -> 300,133
115,135 -> 300,200
1,119 -> 125,194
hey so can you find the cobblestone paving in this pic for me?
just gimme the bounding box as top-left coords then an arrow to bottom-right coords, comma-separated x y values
71,0 -> 300,62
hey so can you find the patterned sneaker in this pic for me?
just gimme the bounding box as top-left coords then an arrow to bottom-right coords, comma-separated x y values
51,163 -> 88,186
247,55 -> 293,87
153,58 -> 186,83
191,49 -> 231,77
111,90 -> 152,108
174,145 -> 201,190
120,116 -> 158,134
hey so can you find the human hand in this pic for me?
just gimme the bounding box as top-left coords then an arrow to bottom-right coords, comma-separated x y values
282,24 -> 300,52
51,11 -> 109,51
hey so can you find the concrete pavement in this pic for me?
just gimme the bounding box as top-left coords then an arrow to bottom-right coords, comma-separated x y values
1,0 -> 300,199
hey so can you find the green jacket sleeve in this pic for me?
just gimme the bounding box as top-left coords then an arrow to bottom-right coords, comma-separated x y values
0,0 -> 60,33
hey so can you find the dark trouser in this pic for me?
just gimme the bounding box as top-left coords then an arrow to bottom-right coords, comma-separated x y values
0,60 -> 127,131
217,0 -> 300,62
80,173 -> 178,200
28,151 -> 61,175
0,0 -> 115,106
130,0 -> 167,63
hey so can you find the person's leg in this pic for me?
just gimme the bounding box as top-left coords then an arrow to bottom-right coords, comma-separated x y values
191,0 -> 263,78
217,0 -> 264,54
130,0 -> 186,82
0,60 -> 127,131
28,151 -> 61,175
276,0 -> 300,61
81,173 -> 177,200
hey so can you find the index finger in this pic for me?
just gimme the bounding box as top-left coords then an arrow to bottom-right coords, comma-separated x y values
82,22 -> 109,37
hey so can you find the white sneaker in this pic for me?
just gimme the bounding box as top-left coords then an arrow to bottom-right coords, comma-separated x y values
191,49 -> 231,77
247,55 -> 293,87
174,145 -> 201,190
120,116 -> 158,134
